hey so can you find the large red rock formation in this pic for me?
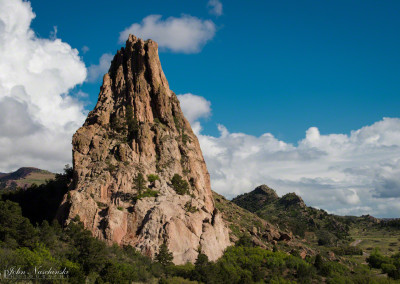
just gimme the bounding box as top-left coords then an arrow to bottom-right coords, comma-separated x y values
59,35 -> 230,264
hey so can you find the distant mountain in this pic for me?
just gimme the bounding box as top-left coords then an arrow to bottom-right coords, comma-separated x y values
232,185 -> 352,246
0,167 -> 55,190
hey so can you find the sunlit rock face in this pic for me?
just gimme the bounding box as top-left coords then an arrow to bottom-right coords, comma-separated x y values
58,35 -> 231,265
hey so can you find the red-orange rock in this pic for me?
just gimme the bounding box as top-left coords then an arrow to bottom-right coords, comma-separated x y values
58,35 -> 230,264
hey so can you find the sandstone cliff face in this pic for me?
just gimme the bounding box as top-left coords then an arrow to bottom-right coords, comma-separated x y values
59,35 -> 230,264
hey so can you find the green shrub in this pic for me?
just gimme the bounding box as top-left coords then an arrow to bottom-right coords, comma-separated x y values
134,189 -> 159,201
330,245 -> 363,256
110,115 -> 124,132
147,174 -> 160,183
160,276 -> 199,284
184,201 -> 198,213
141,189 -> 159,198
367,249 -> 391,269
382,263 -> 399,279
182,133 -> 190,145
167,263 -> 195,280
319,261 -> 349,277
0,200 -> 37,248
171,174 -> 189,195
96,201 -> 107,208
235,234 -> 254,248
317,230 -> 335,246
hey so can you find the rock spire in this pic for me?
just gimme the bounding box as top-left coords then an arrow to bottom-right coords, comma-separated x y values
59,35 -> 230,264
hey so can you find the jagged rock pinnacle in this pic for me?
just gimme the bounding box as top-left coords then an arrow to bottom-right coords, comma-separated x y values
58,34 -> 230,264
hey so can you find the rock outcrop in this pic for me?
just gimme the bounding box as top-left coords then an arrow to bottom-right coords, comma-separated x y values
279,192 -> 306,209
58,35 -> 230,264
232,184 -> 279,213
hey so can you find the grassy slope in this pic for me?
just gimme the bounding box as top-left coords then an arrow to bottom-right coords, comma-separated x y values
15,171 -> 55,187
0,168 -> 55,190
348,219 -> 400,268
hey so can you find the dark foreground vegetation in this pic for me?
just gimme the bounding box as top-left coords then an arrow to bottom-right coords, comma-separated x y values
367,249 -> 400,280
0,169 -> 398,283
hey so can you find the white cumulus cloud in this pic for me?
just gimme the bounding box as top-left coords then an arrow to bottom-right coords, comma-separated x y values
87,53 -> 113,83
181,94 -> 400,217
177,93 -> 211,124
0,0 -> 87,173
207,0 -> 223,16
119,15 -> 216,53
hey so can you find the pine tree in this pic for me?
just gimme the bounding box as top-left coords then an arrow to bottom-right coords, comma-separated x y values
314,254 -> 323,270
193,252 -> 210,282
134,173 -> 146,195
126,105 -> 139,141
156,242 -> 173,266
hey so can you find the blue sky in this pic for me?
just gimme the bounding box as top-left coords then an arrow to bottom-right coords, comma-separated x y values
30,0 -> 400,142
1,0 -> 400,217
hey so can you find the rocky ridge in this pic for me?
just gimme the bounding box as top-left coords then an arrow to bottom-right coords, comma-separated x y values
232,185 -> 351,246
58,35 -> 230,264
213,191 -> 316,259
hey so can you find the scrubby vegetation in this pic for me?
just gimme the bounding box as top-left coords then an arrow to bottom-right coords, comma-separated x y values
0,169 -> 399,283
0,206 -> 159,283
134,189 -> 159,201
0,195 -> 393,284
184,201 -> 198,213
132,173 -> 160,201
171,174 -> 189,195
148,174 -> 160,183
367,249 -> 400,279
213,191 -> 265,240
329,245 -> 363,256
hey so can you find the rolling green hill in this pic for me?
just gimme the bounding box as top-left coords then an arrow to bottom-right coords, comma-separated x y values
0,167 -> 55,190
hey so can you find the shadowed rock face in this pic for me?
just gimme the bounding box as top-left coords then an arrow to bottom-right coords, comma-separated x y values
59,35 -> 230,264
